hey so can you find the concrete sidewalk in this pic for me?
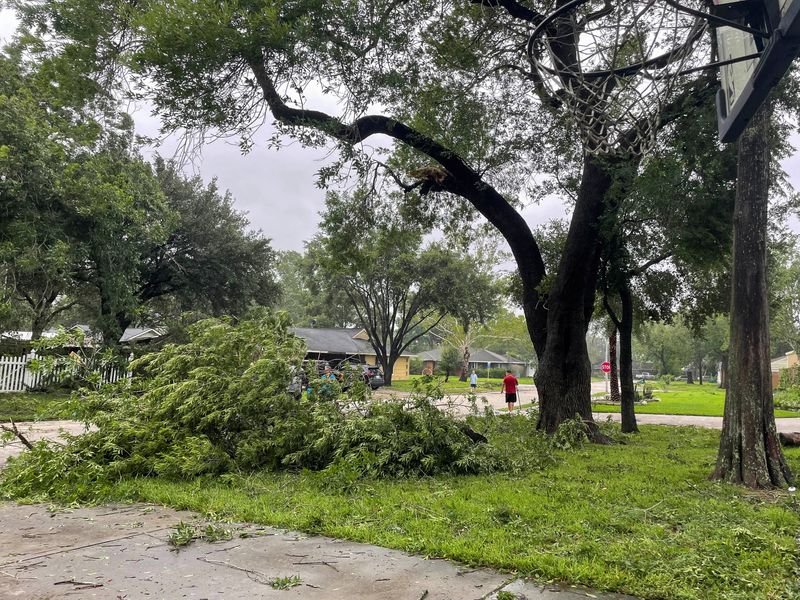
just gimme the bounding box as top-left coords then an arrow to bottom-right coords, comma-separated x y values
0,502 -> 635,600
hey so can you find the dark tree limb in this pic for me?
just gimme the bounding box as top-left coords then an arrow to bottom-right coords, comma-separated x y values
248,56 -> 549,357
1,420 -> 34,450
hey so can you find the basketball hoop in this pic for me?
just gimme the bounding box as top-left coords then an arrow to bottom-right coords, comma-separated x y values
527,0 -> 733,156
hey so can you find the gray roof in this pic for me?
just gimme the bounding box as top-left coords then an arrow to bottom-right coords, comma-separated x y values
119,327 -> 165,343
292,327 -> 372,355
291,327 -> 413,357
416,348 -> 526,365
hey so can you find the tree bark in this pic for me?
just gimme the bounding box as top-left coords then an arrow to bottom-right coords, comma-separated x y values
718,352 -> 728,389
31,312 -> 48,341
536,154 -> 610,442
609,327 -> 621,403
459,332 -> 471,382
711,102 -> 793,488
618,282 -> 638,433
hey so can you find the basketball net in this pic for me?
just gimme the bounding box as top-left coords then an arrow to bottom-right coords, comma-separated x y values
528,0 -> 711,157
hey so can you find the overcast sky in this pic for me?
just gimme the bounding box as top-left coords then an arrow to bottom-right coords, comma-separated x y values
1,9 -> 797,253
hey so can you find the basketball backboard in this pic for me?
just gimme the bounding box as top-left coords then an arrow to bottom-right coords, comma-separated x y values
714,0 -> 800,142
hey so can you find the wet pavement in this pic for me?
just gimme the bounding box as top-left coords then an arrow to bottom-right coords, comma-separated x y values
0,502 -> 636,599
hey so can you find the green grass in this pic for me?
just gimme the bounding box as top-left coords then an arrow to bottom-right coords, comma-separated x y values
591,382 -> 800,417
387,375 -> 533,392
109,425 -> 800,600
0,392 -> 70,422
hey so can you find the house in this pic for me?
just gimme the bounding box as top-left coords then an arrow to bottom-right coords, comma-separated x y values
771,350 -> 799,389
416,348 -> 527,376
0,326 -> 164,351
291,327 -> 411,381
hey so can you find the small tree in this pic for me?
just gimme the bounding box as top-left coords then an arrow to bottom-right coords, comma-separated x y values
438,345 -> 461,382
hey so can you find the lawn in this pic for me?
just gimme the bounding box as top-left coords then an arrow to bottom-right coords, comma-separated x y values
590,382 -> 800,417
106,424 -> 800,600
0,392 -> 70,422
386,374 -> 533,392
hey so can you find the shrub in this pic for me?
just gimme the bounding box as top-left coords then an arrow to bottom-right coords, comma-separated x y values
774,388 -> 800,412
409,357 -> 423,375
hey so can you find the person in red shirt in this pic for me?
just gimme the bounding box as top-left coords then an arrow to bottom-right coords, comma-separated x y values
501,370 -> 519,413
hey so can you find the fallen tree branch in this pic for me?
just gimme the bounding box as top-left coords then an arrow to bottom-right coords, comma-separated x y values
0,420 -> 34,450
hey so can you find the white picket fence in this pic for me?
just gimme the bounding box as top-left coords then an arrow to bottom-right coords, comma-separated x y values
0,351 -> 131,393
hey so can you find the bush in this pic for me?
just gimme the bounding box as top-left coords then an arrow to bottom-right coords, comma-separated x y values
778,364 -> 800,390
408,357 -> 423,375
476,367 -> 512,379
1,313 -> 562,502
774,388 -> 800,412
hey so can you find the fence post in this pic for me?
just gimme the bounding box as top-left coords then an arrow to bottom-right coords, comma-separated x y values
22,349 -> 37,390
126,353 -> 134,384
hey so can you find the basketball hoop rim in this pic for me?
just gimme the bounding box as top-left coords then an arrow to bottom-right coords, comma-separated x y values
526,0 -> 772,80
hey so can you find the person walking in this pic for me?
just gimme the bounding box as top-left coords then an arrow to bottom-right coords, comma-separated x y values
501,369 -> 519,413
469,370 -> 478,391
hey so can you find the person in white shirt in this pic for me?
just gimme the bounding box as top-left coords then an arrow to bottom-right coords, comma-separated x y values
469,370 -> 478,390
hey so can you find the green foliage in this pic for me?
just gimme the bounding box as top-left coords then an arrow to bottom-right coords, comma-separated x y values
28,326 -> 123,391
549,416 -> 588,451
774,365 -> 800,412
773,388 -> 800,412
1,313 -> 553,503
269,575 -> 302,590
167,521 -> 233,549
146,158 -> 280,320
168,521 -> 196,548
779,364 -> 800,390
308,188 -> 500,381
437,345 -> 461,379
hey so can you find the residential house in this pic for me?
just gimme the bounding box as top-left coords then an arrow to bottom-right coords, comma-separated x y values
416,348 -> 527,376
291,327 -> 411,381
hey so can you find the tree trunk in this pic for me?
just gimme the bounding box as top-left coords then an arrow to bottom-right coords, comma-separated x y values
536,154 -> 610,442
609,327 -> 621,403
30,311 -> 48,341
459,343 -> 470,382
686,370 -> 694,384
698,358 -> 704,385
719,353 -> 728,390
618,283 -> 638,433
712,102 -> 793,488
381,355 -> 395,387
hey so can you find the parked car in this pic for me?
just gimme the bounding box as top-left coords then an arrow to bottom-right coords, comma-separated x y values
636,372 -> 656,380
361,365 -> 385,390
